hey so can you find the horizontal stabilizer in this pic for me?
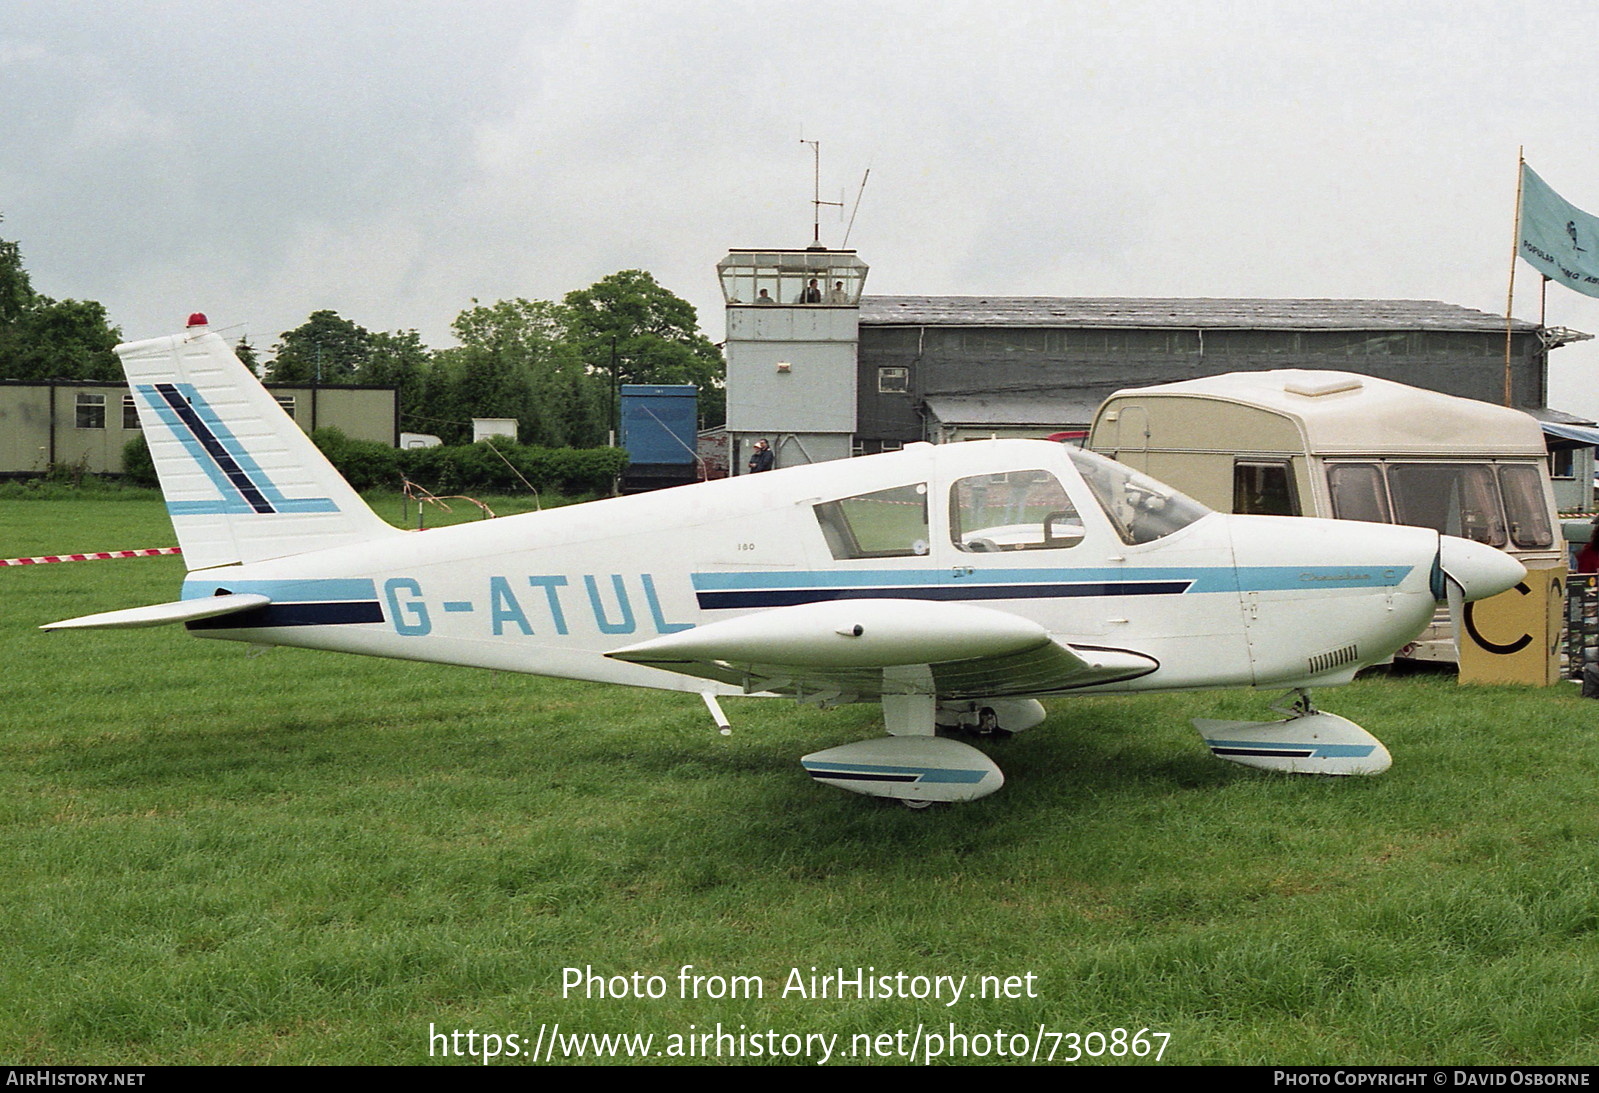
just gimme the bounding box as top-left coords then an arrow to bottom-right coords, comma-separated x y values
41,593 -> 272,631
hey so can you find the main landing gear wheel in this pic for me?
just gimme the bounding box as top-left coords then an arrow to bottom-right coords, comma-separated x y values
902,799 -> 934,810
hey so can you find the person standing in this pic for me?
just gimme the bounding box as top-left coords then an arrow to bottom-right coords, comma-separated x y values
748,439 -> 775,473
1578,515 -> 1599,573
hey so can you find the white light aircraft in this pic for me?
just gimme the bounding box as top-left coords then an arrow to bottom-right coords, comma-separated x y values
45,323 -> 1526,806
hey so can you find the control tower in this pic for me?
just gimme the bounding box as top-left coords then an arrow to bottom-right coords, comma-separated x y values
718,246 -> 868,473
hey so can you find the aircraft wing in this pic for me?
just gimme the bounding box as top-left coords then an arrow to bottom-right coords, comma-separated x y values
605,598 -> 1157,700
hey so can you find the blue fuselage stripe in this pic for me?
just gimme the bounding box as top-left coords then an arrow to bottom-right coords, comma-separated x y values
183,578 -> 379,601
699,582 -> 1191,609
186,601 -> 385,630
690,566 -> 1411,610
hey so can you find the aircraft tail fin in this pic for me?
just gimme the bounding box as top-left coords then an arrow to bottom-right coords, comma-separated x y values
119,324 -> 403,571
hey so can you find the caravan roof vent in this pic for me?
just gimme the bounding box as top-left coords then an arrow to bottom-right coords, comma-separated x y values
1282,375 -> 1364,398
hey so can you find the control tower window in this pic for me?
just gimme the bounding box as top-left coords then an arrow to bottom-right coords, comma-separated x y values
718,249 -> 869,307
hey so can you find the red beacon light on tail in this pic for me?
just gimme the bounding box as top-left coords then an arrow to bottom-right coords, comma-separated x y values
186,312 -> 208,328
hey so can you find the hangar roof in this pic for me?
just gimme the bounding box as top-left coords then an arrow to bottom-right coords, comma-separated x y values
859,296 -> 1538,333
923,394 -> 1102,427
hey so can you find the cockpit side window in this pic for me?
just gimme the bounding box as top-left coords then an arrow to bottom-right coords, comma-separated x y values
814,483 -> 930,559
950,470 -> 1084,552
1068,448 -> 1211,545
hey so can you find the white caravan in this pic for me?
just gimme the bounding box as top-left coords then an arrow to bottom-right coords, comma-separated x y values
1089,371 -> 1561,665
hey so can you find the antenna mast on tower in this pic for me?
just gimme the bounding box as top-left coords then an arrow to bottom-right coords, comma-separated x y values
801,138 -> 843,247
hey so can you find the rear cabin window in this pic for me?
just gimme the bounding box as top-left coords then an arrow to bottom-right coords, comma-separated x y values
814,483 -> 929,559
950,470 -> 1083,552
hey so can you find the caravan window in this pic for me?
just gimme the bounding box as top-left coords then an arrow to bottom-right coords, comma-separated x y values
1328,461 -> 1550,550
1498,464 -> 1554,549
1234,461 -> 1300,516
1387,464 -> 1506,547
1327,464 -> 1391,523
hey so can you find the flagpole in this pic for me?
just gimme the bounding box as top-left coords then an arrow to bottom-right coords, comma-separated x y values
1505,146 -> 1525,406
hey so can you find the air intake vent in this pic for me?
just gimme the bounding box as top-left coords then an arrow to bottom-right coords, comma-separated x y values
1308,644 -> 1359,674
1283,376 -> 1363,398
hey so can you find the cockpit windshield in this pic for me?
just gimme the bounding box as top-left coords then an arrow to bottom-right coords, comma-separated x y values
1067,448 -> 1212,545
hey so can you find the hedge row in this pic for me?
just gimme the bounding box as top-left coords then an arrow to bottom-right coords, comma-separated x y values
383,436 -> 629,495
122,431 -> 628,496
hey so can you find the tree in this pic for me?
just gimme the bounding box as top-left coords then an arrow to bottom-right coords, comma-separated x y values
0,223 -> 34,326
265,310 -> 374,383
364,329 -> 432,431
235,337 -> 260,376
442,298 -> 607,446
4,297 -> 122,381
563,270 -> 726,427
0,216 -> 121,381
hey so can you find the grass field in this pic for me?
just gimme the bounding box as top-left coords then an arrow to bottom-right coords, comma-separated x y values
2,494 -> 1598,1065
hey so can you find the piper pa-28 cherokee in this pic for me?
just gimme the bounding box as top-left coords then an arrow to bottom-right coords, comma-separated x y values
45,321 -> 1525,807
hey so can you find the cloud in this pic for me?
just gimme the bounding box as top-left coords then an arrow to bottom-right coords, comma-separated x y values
5,0 -> 1599,413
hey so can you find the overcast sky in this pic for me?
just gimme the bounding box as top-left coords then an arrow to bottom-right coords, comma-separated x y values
6,1 -> 1599,416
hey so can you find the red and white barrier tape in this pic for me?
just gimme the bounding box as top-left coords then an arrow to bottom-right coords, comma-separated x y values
1,547 -> 182,567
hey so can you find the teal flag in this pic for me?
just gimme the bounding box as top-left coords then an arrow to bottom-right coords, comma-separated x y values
1519,162 -> 1599,296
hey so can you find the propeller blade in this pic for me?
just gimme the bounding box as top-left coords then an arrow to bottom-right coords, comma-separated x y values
1446,574 -> 1466,656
